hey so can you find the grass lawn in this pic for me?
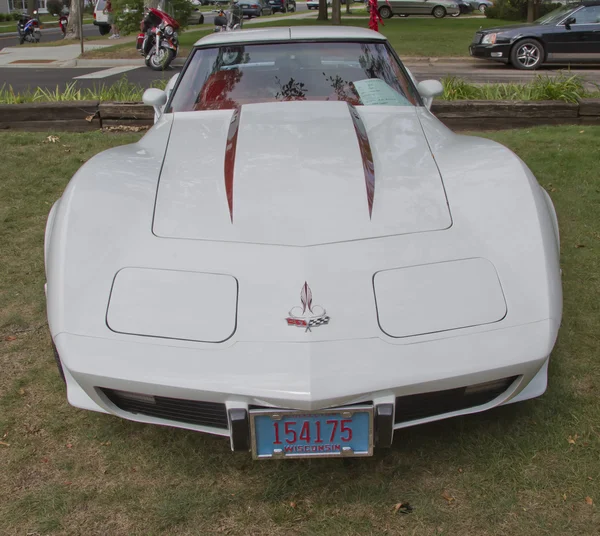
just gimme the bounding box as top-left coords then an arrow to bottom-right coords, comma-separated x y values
0,125 -> 599,535
82,16 -> 513,59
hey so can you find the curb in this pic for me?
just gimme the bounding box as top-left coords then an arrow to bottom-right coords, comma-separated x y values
72,57 -> 187,68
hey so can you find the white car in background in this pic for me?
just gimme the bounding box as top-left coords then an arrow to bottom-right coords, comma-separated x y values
93,0 -> 111,35
307,0 -> 330,8
46,26 -> 562,460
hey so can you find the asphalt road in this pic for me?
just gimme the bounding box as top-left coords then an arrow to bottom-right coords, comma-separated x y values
0,24 -> 99,49
1,61 -> 600,94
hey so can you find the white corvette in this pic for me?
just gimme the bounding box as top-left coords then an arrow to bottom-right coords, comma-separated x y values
45,26 -> 562,459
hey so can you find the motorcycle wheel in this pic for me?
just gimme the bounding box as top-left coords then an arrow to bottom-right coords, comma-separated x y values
146,48 -> 175,71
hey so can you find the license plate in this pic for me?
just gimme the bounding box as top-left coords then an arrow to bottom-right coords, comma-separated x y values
250,406 -> 373,459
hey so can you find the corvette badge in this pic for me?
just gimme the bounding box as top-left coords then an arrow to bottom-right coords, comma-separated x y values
286,282 -> 330,332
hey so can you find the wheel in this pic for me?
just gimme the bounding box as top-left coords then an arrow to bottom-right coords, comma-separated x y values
146,47 -> 175,71
432,5 -> 446,18
510,39 -> 544,70
98,25 -> 110,35
288,4 -> 295,12
478,3 -> 486,12
379,5 -> 392,18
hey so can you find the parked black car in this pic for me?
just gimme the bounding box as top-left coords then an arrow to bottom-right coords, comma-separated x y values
470,1 -> 600,70
267,0 -> 296,12
234,0 -> 273,17
453,1 -> 475,16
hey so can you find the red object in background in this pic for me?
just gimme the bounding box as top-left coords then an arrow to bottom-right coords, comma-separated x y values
368,0 -> 384,32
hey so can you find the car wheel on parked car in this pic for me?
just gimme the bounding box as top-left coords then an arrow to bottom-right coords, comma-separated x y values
379,5 -> 392,18
432,5 -> 446,17
478,3 -> 487,12
510,38 -> 544,70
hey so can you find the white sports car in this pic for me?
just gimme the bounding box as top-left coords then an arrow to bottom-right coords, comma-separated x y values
45,26 -> 562,459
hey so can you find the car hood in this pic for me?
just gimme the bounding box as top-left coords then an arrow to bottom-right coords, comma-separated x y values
480,23 -> 538,34
153,102 -> 451,246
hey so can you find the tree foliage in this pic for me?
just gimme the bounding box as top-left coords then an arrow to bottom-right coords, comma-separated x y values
46,0 -> 64,16
113,0 -> 193,35
486,0 -> 562,21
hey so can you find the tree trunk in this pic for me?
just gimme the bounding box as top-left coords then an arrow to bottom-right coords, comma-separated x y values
64,0 -> 82,39
346,0 -> 351,14
27,0 -> 35,16
526,0 -> 534,23
332,0 -> 341,24
317,0 -> 328,21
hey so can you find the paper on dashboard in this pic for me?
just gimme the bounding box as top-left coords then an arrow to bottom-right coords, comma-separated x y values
353,79 -> 409,106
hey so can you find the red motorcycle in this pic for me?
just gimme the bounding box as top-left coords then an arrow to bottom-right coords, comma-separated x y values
137,7 -> 179,71
59,13 -> 68,35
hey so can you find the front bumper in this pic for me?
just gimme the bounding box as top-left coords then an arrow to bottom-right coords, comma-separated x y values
55,317 -> 556,451
469,43 -> 511,63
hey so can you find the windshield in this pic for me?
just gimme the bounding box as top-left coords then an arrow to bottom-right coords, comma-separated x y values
535,5 -> 575,24
169,41 -> 419,112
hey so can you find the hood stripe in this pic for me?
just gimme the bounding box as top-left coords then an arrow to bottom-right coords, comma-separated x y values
347,104 -> 375,219
224,107 -> 241,223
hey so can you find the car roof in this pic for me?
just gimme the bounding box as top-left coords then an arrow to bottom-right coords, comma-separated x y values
194,26 -> 388,47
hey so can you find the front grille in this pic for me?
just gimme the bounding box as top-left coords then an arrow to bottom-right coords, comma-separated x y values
395,376 -> 517,424
472,33 -> 482,45
101,388 -> 229,429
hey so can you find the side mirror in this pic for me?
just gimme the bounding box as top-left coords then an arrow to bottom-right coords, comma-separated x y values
417,79 -> 443,110
143,88 -> 168,123
564,16 -> 575,29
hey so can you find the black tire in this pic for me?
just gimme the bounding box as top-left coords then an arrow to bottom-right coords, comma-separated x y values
432,5 -> 446,18
146,47 -> 175,71
98,25 -> 110,36
510,38 -> 544,70
379,5 -> 392,18
478,3 -> 486,12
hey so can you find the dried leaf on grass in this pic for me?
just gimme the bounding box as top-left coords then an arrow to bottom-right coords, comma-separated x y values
0,441 -> 10,447
568,434 -> 579,444
585,497 -> 593,505
441,491 -> 455,504
4,335 -> 17,341
393,502 -> 413,514
44,135 -> 60,143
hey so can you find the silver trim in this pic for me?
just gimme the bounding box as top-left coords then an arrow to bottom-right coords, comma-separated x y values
249,405 -> 374,460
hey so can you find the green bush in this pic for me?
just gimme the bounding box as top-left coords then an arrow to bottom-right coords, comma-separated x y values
12,12 -> 21,20
113,0 -> 192,35
46,0 -> 64,16
486,0 -> 562,21
441,73 -> 588,103
0,14 -> 6,22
